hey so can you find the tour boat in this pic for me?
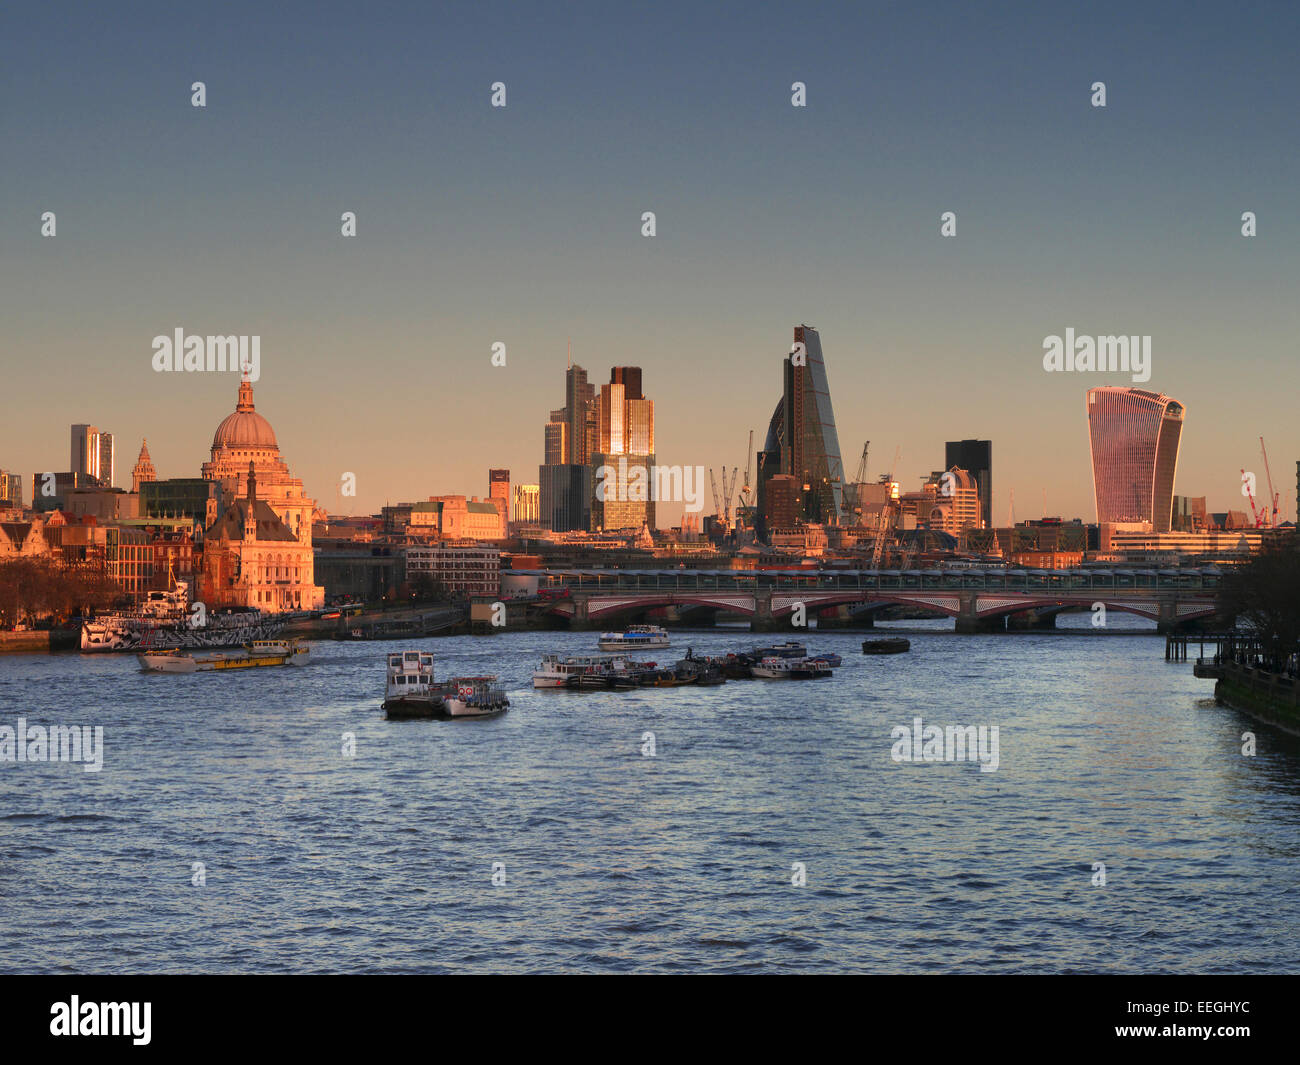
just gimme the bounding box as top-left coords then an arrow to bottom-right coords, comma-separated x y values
862,638 -> 911,655
750,655 -> 833,680
382,651 -> 443,716
751,640 -> 807,659
598,625 -> 670,651
383,651 -> 508,719
533,653 -> 638,688
443,678 -> 510,719
138,639 -> 310,673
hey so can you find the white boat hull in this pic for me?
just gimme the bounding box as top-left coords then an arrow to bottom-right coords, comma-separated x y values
138,644 -> 309,673
445,698 -> 509,718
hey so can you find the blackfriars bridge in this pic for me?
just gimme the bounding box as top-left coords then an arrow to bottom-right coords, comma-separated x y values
515,567 -> 1224,633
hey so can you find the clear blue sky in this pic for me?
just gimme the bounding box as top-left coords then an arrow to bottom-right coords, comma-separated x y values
2,0 -> 1297,523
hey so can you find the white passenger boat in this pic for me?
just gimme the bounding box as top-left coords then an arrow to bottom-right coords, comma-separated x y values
598,625 -> 670,651
750,655 -> 832,680
444,679 -> 510,718
533,653 -> 637,688
383,650 -> 508,719
383,651 -> 443,716
138,639 -> 310,673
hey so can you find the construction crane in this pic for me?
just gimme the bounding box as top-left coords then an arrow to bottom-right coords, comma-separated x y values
709,467 -> 740,527
739,430 -> 755,508
843,441 -> 870,521
869,447 -> 901,568
723,466 -> 738,523
1241,467 -> 1265,528
842,441 -> 869,519
1260,437 -> 1280,528
899,536 -> 918,571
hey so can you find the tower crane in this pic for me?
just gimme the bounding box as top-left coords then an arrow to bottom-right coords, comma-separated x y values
869,447 -> 901,568
1241,468 -> 1265,528
1260,437 -> 1280,528
709,467 -> 740,528
843,441 -> 870,521
739,430 -> 755,508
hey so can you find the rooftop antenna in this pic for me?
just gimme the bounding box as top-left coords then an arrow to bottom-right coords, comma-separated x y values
567,338 -> 572,370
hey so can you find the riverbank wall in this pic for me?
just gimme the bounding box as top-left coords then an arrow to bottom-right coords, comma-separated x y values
1215,660 -> 1300,738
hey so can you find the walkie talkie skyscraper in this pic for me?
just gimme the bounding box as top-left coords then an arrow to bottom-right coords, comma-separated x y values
1086,387 -> 1184,532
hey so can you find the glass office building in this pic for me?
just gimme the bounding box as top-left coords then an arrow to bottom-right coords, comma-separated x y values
1086,387 -> 1184,533
757,325 -> 845,529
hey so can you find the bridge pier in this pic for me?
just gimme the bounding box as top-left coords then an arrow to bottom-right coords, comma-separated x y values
956,613 -> 1006,633
568,595 -> 597,631
749,591 -> 787,632
812,605 -> 871,629
956,592 -> 1004,633
1006,609 -> 1057,631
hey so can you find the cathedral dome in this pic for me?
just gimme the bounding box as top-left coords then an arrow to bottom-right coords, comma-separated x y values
212,380 -> 278,450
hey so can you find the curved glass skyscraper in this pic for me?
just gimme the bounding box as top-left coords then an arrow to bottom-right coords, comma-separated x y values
757,325 -> 845,530
1086,387 -> 1184,532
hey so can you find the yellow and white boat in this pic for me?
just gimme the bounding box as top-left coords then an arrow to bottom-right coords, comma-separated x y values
138,639 -> 311,673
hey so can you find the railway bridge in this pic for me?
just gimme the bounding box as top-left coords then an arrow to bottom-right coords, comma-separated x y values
516,566 -> 1224,633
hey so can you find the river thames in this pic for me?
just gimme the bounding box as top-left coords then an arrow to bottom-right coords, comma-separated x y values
2,620 -> 1298,974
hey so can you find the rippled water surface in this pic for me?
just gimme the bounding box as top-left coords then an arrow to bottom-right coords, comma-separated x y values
2,620 -> 1298,973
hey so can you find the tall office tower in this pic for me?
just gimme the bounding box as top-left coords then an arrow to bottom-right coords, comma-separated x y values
566,364 -> 595,466
539,464 -> 592,532
0,470 -> 22,507
70,424 -> 114,487
590,453 -> 657,532
756,325 -> 845,529
98,432 -> 115,489
581,404 -> 598,466
71,424 -> 98,480
488,468 -> 511,526
131,439 -> 157,492
610,366 -> 643,400
1086,387 -> 1185,532
596,382 -> 626,454
626,397 -> 654,455
945,440 -> 992,529
488,469 -> 510,504
590,368 -> 655,531
542,364 -> 596,467
544,420 -> 568,465
513,483 -> 540,524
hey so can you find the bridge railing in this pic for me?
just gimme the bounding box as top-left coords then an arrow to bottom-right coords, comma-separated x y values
517,567 -> 1220,595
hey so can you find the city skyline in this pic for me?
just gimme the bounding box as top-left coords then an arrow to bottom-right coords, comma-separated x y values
3,2 -> 1297,524
8,337 -> 1294,529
